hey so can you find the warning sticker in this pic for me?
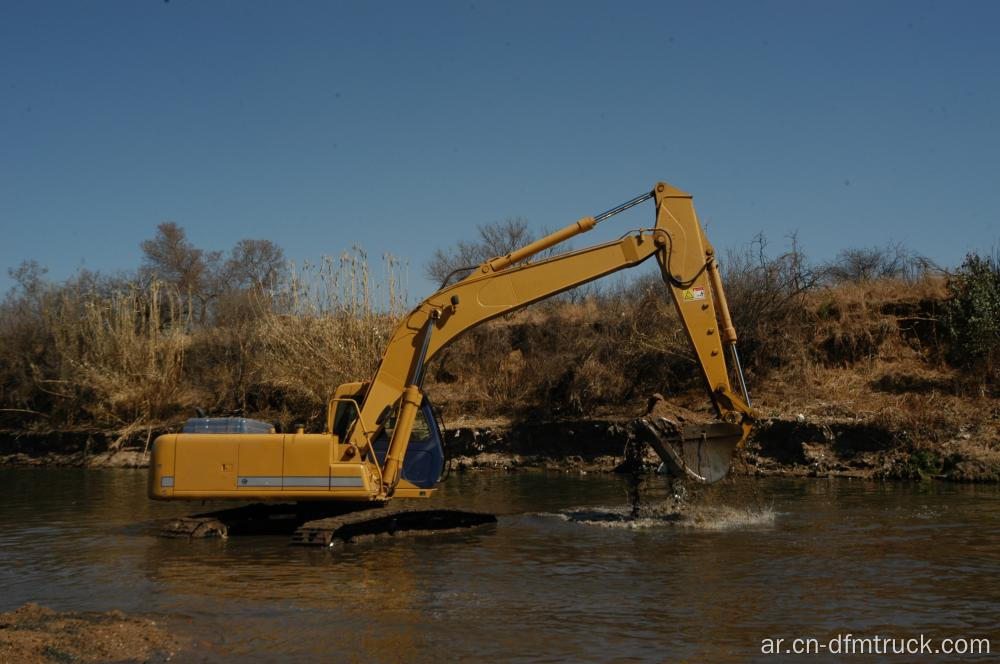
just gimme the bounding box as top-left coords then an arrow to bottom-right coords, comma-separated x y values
683,286 -> 706,301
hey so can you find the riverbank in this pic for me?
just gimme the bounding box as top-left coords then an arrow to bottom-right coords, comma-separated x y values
4,406 -> 997,482
442,409 -> 1000,482
0,430 -> 151,468
2,256 -> 998,484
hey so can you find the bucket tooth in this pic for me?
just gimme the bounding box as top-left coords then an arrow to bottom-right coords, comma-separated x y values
632,416 -> 742,484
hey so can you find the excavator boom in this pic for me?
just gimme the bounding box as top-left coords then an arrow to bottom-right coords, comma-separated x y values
359,181 -> 754,490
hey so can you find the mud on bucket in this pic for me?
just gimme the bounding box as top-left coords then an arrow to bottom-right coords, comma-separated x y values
632,417 -> 743,484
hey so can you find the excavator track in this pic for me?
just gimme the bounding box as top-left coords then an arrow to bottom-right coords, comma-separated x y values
158,502 -> 496,546
159,502 -> 370,540
291,505 -> 497,548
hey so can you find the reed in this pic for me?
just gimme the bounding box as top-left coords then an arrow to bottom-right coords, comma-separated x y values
0,242 -> 994,456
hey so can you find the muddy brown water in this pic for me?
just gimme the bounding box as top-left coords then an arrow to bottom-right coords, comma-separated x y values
1,468 -> 999,662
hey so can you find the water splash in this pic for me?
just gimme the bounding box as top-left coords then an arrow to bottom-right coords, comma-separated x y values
549,503 -> 776,530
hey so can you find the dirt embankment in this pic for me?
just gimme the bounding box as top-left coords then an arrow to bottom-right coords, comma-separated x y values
0,603 -> 180,663
2,261 -> 997,482
440,419 -> 999,484
745,415 -> 1000,482
446,416 -> 999,483
3,408 -> 998,483
0,430 -> 154,468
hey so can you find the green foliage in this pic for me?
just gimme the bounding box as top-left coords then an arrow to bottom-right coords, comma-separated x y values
883,448 -> 943,481
907,449 -> 942,479
943,252 -> 1000,383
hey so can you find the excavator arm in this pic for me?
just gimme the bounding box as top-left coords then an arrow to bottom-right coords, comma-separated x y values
356,181 -> 755,492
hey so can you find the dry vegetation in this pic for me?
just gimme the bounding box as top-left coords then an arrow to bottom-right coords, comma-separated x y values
1,225 -> 998,479
0,246 -> 407,437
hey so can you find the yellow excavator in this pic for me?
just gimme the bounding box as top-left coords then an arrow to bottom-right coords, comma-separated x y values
150,181 -> 756,545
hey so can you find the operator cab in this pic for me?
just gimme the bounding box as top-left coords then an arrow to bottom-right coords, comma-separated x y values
330,392 -> 445,489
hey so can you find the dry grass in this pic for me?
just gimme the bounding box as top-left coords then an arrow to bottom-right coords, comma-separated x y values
742,273 -> 996,453
0,247 -> 995,456
36,282 -> 191,446
0,250 -> 407,435
424,287 -> 699,418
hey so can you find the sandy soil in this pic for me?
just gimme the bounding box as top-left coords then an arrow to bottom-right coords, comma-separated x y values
642,393 -> 716,424
0,603 -> 180,663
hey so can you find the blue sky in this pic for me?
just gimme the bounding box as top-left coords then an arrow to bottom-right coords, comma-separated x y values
2,0 -> 998,299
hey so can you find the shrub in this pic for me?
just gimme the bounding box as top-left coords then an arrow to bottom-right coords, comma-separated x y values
720,234 -> 818,378
943,252 -> 1000,385
824,242 -> 927,284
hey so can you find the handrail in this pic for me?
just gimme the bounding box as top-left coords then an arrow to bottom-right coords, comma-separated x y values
330,397 -> 384,487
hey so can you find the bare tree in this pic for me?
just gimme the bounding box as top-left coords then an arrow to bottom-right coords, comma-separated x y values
825,242 -> 926,284
721,233 -> 821,373
424,217 -> 535,286
224,239 -> 285,291
6,260 -> 49,302
140,223 -> 286,323
140,222 -> 206,293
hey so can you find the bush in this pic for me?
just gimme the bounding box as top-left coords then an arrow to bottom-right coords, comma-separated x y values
824,242 -> 927,284
0,247 -> 407,435
720,234 -> 818,378
943,252 -> 1000,385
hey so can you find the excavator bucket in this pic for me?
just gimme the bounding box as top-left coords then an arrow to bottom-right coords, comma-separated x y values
632,413 -> 744,484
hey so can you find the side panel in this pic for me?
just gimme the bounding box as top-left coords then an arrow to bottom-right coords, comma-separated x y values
151,430 -> 378,500
236,435 -> 286,491
148,435 -> 177,500
282,434 -> 332,491
173,436 -> 239,492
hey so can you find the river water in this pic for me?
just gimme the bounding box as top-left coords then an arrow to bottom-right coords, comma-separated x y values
1,468 -> 998,662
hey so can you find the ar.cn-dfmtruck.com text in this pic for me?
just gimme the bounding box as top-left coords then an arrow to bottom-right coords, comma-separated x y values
761,634 -> 991,656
